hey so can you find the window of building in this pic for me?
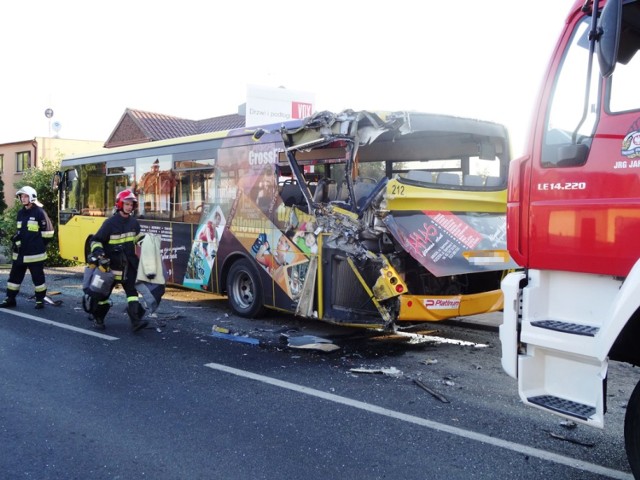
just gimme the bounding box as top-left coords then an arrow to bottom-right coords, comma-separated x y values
16,151 -> 31,172
0,154 -> 4,173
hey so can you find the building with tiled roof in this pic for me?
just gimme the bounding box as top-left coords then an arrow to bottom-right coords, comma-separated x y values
104,108 -> 246,148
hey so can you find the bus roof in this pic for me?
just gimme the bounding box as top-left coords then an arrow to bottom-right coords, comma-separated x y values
60,110 -> 508,167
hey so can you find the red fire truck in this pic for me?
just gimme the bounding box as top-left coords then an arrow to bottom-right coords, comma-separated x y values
500,0 -> 640,475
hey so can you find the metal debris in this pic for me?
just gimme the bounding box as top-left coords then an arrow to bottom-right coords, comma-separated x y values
560,420 -> 578,430
413,379 -> 450,403
28,294 -> 63,306
349,366 -> 403,377
546,430 -> 595,447
211,329 -> 261,346
43,296 -> 63,306
282,334 -> 340,352
421,358 -> 438,365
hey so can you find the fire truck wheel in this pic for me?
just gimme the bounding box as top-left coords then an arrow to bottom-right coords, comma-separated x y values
625,380 -> 640,477
227,259 -> 266,318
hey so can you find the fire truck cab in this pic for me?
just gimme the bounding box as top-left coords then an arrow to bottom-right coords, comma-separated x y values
500,0 -> 640,475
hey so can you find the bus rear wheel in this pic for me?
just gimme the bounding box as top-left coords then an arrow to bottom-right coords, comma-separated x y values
625,379 -> 640,477
227,259 -> 266,318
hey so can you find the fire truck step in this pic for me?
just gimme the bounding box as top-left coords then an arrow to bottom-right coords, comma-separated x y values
530,320 -> 599,336
528,395 -> 595,420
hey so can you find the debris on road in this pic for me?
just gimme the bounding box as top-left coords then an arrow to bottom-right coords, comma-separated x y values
211,325 -> 261,346
546,430 -> 595,447
29,294 -> 63,306
349,366 -> 403,378
560,420 -> 578,430
421,358 -> 439,366
413,379 -> 450,403
211,330 -> 260,345
374,330 -> 489,348
281,334 -> 340,352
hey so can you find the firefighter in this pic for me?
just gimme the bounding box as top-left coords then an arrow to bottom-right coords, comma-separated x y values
0,186 -> 54,310
89,190 -> 148,331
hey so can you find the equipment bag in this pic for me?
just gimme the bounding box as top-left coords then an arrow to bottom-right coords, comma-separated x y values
82,266 -> 115,301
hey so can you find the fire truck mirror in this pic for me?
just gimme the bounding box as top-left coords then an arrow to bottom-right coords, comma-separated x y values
597,0 -> 622,78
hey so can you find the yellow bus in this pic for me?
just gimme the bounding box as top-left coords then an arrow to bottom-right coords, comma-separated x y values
53,110 -> 517,329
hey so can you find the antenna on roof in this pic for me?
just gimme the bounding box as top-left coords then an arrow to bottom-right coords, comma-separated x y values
44,108 -> 54,137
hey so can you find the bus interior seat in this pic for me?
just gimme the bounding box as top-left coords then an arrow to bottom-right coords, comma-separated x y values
437,172 -> 461,185
357,177 -> 388,213
463,174 -> 485,186
485,176 -> 503,187
280,182 -> 304,206
354,179 -> 379,209
336,182 -> 349,201
313,178 -> 330,202
326,182 -> 339,201
405,170 -> 434,183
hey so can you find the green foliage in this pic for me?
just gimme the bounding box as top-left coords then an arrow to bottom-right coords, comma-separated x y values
0,157 -> 78,267
0,176 -> 7,214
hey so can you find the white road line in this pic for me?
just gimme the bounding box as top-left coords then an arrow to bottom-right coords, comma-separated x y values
0,310 -> 118,340
204,362 -> 632,480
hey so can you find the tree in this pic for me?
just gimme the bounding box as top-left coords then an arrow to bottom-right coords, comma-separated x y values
0,175 -> 8,215
0,157 -> 76,267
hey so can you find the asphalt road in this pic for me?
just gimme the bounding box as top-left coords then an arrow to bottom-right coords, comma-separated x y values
0,267 -> 637,479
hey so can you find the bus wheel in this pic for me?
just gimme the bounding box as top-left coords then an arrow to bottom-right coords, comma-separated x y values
625,379 -> 640,477
227,259 -> 266,318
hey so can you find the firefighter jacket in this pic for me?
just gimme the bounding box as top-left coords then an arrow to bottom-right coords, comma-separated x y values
90,213 -> 142,277
13,205 -> 54,263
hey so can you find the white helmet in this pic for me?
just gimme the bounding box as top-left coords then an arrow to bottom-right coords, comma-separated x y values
16,186 -> 43,207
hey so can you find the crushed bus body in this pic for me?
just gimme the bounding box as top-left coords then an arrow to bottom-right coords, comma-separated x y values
54,109 -> 517,330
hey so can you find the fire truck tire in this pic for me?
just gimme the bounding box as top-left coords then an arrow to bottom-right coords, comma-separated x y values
227,259 -> 266,318
625,379 -> 640,477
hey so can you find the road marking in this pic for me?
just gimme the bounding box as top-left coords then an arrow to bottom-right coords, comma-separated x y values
0,309 -> 118,340
204,362 -> 632,480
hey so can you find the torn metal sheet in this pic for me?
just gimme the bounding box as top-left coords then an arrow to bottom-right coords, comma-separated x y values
211,330 -> 260,345
282,334 -> 340,352
29,294 -> 63,306
349,366 -> 403,377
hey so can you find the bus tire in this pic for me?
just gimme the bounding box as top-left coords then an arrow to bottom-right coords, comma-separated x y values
625,379 -> 640,477
227,259 -> 266,318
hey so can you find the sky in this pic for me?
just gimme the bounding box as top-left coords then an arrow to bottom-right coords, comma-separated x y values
1,0 -> 576,157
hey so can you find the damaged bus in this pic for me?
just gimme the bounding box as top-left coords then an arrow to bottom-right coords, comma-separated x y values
54,110 -> 517,329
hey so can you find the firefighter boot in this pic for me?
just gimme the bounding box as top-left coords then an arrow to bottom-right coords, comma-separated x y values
127,300 -> 148,332
35,291 -> 46,310
0,292 -> 18,308
92,303 -> 110,330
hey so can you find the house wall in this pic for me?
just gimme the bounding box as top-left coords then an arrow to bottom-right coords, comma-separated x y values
0,137 -> 104,208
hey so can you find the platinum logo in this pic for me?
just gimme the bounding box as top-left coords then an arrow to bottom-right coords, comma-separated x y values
424,298 -> 461,310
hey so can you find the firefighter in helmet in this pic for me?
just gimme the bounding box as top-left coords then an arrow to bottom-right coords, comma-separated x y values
89,190 -> 148,331
0,186 -> 54,310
